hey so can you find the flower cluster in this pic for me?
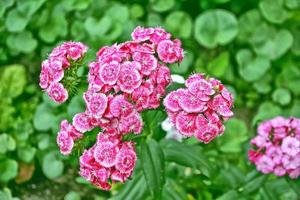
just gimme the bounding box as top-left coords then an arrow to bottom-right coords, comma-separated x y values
79,131 -> 136,190
249,117 -> 300,179
39,42 -> 88,103
54,27 -> 184,190
163,73 -> 234,143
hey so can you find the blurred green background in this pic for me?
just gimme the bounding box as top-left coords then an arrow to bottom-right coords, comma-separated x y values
1,0 -> 300,199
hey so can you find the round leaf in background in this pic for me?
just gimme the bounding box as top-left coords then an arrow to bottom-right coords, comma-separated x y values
42,151 -> 64,180
64,191 -> 81,200
6,31 -> 37,53
0,64 -> 27,98
5,10 -> 29,32
219,118 -> 248,153
259,0 -> 288,24
250,25 -> 293,60
236,49 -> 270,82
0,134 -> 16,154
272,88 -> 291,106
237,9 -> 262,43
84,16 -> 112,37
151,0 -> 175,12
165,11 -> 192,39
106,3 -> 129,23
0,159 -> 18,182
194,9 -> 238,48
207,51 -> 229,78
33,103 -> 56,131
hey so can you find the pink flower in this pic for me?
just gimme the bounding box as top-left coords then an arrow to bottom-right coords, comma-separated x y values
119,112 -> 143,134
175,112 -> 197,136
111,170 -> 129,183
117,62 -> 142,93
94,143 -> 118,168
115,143 -> 137,174
60,120 -> 83,140
281,136 -> 300,156
131,26 -> 153,41
109,95 -> 134,118
256,155 -> 275,173
47,82 -> 68,103
39,63 -> 51,89
157,39 -> 183,63
133,52 -> 157,75
56,131 -> 74,155
84,92 -> 108,117
163,90 -> 184,112
163,73 -> 234,143
249,116 -> 300,179
99,61 -> 120,85
178,90 -> 207,113
73,112 -> 94,133
194,124 -> 218,143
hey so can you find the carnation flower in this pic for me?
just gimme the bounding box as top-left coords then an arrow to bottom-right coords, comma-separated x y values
39,41 -> 88,104
163,73 -> 234,143
249,117 -> 300,179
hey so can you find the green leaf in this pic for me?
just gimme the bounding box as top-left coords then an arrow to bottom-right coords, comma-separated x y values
130,4 -> 144,19
5,10 -> 29,32
250,25 -> 293,60
151,0 -> 175,12
238,9 -> 262,42
219,118 -> 248,153
0,64 -> 27,98
33,103 -> 56,131
0,159 -> 18,182
39,14 -> 68,43
252,102 -> 282,126
0,134 -> 16,154
207,51 -> 230,77
160,139 -> 212,177
217,190 -> 239,200
165,11 -> 192,39
84,16 -> 112,37
272,88 -> 291,106
17,0 -> 46,17
194,9 -> 238,48
291,28 -> 300,56
276,65 -> 300,95
109,172 -> 148,200
289,100 -> 300,118
67,95 -> 85,117
0,0 -> 14,17
6,31 -> 37,53
42,151 -> 64,179
64,191 -> 81,200
285,0 -> 300,9
17,146 -> 36,163
141,139 -> 165,199
259,0 -> 288,24
241,175 -> 267,194
162,179 -> 188,200
106,4 -> 129,23
236,49 -> 271,82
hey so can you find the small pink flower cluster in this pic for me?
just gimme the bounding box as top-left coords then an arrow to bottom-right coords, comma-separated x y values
39,42 -> 88,103
54,27 -> 184,190
249,117 -> 300,179
163,73 -> 234,143
79,131 -> 136,190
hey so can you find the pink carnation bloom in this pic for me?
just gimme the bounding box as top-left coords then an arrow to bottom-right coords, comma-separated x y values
56,131 -> 74,155
94,142 -> 119,168
72,112 -> 94,133
117,62 -> 142,93
164,73 -> 234,143
47,82 -> 68,103
119,112 -> 143,134
109,95 -> 134,118
99,61 -> 120,85
115,143 -> 137,174
249,116 -> 300,179
157,39 -> 183,63
84,92 -> 108,117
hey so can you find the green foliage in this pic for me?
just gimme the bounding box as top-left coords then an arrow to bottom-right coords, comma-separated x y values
1,0 -> 300,199
194,9 -> 238,48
